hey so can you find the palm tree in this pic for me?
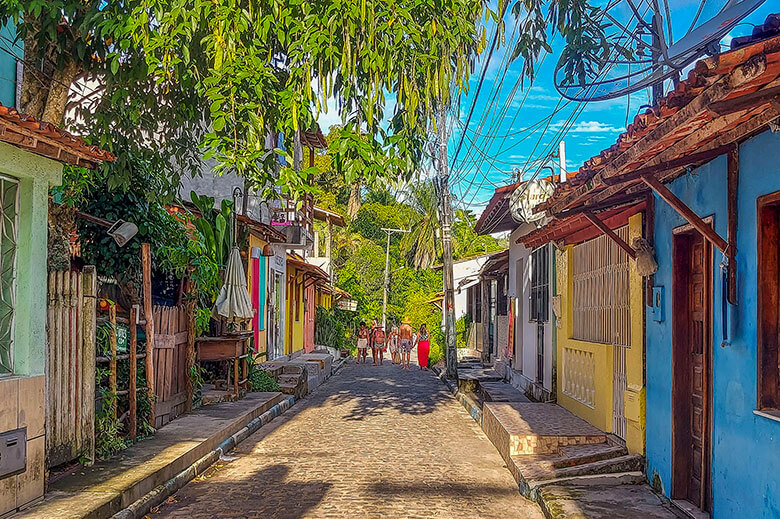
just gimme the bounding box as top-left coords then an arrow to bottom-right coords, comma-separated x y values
400,181 -> 440,269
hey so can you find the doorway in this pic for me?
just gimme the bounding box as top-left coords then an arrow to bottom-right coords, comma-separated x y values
672,227 -> 713,513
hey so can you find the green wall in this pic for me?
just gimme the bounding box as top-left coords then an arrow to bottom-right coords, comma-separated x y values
0,141 -> 62,376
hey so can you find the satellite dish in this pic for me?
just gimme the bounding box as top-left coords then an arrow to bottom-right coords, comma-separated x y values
554,0 -> 766,102
510,179 -> 556,224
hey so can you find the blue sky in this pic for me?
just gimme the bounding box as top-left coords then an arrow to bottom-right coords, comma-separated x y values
317,0 -> 776,215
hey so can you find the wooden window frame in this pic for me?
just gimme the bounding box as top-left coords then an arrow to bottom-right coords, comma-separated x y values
758,191 -> 780,410
497,274 -> 508,316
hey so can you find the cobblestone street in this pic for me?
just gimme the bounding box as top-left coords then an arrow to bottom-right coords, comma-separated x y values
151,361 -> 544,519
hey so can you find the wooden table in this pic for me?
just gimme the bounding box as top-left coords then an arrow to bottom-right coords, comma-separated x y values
196,332 -> 252,397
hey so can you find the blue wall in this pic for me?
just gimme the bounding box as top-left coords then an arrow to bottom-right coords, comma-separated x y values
0,25 -> 18,108
646,130 -> 780,518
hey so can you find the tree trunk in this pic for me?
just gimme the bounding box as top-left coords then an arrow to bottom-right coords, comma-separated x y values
42,58 -> 79,124
19,26 -> 49,119
347,183 -> 362,218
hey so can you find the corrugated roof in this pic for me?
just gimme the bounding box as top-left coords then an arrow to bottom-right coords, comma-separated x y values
0,104 -> 115,168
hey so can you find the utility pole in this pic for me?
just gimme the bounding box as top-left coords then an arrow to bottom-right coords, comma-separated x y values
436,107 -> 458,378
381,227 -> 409,329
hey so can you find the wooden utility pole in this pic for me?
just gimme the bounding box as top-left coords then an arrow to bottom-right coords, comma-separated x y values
381,227 -> 410,329
436,107 -> 458,378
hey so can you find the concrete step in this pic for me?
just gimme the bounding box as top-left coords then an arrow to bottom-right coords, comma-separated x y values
483,402 -> 608,459
555,443 -> 629,468
536,482 -> 686,519
480,381 -> 531,403
518,453 -> 644,486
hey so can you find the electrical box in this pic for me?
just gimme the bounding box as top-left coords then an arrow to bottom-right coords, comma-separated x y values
652,286 -> 665,322
0,427 -> 26,479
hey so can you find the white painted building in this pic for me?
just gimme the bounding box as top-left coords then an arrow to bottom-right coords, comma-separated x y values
474,181 -> 557,402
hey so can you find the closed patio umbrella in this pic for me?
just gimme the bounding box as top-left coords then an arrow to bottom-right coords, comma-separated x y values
212,245 -> 253,323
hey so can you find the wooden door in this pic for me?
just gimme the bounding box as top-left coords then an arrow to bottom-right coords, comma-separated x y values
672,229 -> 712,512
152,305 -> 189,429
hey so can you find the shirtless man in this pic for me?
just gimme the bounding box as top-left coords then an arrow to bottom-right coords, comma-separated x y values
356,321 -> 369,364
399,319 -> 414,370
371,319 -> 386,365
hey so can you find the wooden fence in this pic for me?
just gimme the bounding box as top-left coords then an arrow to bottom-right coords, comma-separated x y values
152,305 -> 191,428
45,267 -> 96,468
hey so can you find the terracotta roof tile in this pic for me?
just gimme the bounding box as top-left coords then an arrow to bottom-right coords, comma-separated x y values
0,104 -> 115,168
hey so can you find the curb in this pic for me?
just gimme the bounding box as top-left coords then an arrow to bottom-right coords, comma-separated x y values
432,367 -> 483,426
110,396 -> 295,519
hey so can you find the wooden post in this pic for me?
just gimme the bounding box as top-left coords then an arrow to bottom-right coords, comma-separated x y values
727,147 -> 739,305
645,193 -> 656,307
129,305 -> 138,442
141,243 -> 156,426
641,173 -> 729,252
109,303 -> 117,419
582,210 -> 637,259
184,275 -> 197,412
80,266 -> 97,465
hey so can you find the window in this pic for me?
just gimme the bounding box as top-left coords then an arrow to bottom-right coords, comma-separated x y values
758,192 -> 780,409
530,246 -> 550,323
0,176 -> 19,375
571,226 -> 631,346
497,274 -> 508,316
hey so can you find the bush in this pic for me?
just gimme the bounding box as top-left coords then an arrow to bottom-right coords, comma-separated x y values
428,326 -> 445,367
314,305 -> 353,350
456,314 -> 472,348
249,369 -> 281,392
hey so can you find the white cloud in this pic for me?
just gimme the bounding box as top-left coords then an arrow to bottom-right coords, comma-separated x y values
552,120 -> 625,134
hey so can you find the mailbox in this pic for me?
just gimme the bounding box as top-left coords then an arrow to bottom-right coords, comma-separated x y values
0,427 -> 26,479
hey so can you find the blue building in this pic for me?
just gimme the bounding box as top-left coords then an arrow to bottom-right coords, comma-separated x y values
0,24 -> 19,107
534,18 -> 780,518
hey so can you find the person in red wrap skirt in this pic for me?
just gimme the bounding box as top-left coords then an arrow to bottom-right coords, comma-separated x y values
416,324 -> 430,370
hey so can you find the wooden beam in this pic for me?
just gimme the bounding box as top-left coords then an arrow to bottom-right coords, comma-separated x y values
641,173 -> 728,252
582,210 -> 637,259
708,85 -> 780,115
727,147 -> 739,305
602,144 -> 737,186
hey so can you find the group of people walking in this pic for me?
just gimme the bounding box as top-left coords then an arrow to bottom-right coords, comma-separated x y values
356,319 -> 430,370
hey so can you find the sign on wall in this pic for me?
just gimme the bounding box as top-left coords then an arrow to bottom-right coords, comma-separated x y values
510,179 -> 556,224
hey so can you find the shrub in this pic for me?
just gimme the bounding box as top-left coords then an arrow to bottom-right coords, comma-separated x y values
249,369 -> 281,392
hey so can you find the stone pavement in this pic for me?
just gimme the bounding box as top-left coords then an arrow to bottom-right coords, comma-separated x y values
149,361 -> 544,519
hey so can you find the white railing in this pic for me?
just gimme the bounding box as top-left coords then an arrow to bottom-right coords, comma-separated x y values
563,346 -> 596,407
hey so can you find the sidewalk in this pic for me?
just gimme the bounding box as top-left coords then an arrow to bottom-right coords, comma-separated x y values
435,364 -> 684,519
14,392 -> 288,519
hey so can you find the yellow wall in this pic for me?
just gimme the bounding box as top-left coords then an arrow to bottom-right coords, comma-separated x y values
247,234 -> 268,357
556,212 -> 645,455
285,264 -> 305,355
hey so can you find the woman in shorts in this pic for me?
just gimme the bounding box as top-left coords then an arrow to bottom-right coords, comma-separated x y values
356,321 -> 369,364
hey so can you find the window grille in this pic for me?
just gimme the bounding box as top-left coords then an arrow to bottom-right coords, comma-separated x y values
0,176 -> 19,375
571,226 -> 631,347
530,246 -> 550,323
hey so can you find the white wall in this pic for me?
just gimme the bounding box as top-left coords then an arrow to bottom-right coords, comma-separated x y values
451,255 -> 489,321
508,226 -> 555,397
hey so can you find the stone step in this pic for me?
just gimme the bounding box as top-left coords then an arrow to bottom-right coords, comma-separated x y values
517,454 -> 644,487
555,443 -> 629,468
